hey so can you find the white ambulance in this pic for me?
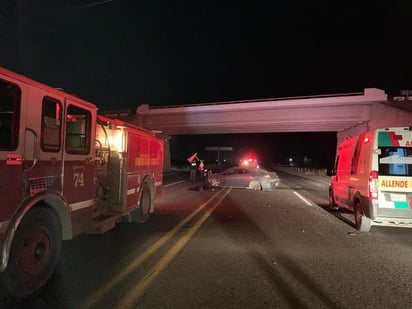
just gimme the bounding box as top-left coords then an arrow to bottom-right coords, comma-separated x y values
329,127 -> 412,231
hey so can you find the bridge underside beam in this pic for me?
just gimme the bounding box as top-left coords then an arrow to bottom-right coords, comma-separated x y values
142,104 -> 372,135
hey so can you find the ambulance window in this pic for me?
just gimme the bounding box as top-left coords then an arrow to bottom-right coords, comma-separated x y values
351,136 -> 363,174
41,97 -> 62,152
379,147 -> 412,176
66,105 -> 91,154
0,79 -> 21,150
334,155 -> 339,170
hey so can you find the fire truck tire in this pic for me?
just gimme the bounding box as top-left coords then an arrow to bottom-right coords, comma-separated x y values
1,207 -> 62,298
354,200 -> 372,232
133,183 -> 151,223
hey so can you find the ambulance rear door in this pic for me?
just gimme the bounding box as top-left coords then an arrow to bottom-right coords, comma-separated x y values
376,128 -> 412,218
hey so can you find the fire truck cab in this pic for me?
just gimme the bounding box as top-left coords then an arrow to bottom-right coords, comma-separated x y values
0,67 -> 163,297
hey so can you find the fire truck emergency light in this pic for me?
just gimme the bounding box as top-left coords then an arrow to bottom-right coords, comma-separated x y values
108,130 -> 125,152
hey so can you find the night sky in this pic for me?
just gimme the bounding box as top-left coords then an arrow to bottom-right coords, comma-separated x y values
1,1 -> 411,167
170,132 -> 337,169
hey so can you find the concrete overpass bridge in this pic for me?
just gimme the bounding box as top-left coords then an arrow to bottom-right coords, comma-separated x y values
106,88 -> 411,168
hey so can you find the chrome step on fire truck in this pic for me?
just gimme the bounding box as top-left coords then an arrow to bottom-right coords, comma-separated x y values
0,67 -> 164,297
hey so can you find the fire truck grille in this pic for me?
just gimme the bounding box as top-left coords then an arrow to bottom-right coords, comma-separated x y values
29,176 -> 60,195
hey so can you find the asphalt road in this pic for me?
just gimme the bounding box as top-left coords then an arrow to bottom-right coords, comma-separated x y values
2,170 -> 412,308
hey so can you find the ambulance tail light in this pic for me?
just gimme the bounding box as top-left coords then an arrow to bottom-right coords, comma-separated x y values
368,170 -> 379,200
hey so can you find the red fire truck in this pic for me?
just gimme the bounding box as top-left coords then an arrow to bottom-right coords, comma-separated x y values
0,67 -> 164,297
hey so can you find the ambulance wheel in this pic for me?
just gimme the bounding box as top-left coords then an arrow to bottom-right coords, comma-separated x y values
133,183 -> 151,223
328,188 -> 339,210
2,207 -> 61,298
354,200 -> 371,232
249,181 -> 262,190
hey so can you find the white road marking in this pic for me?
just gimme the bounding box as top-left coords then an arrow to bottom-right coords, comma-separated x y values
163,180 -> 185,188
293,191 -> 313,206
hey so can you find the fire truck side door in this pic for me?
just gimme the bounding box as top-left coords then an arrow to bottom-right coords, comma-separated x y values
63,102 -> 96,212
0,77 -> 24,224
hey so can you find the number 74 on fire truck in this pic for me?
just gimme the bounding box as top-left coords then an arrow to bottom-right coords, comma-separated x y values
0,67 -> 164,297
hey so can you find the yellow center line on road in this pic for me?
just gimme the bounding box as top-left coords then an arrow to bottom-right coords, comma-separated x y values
116,188 -> 232,309
84,187 -> 231,309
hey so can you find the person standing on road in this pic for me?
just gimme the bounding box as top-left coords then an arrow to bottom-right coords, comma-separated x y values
190,159 -> 198,181
199,160 -> 205,181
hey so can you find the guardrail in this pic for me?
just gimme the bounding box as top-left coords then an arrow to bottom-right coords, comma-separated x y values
274,166 -> 328,176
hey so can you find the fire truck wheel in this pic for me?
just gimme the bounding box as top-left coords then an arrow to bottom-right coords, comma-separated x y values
354,200 -> 371,232
2,207 -> 62,298
133,183 -> 151,223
